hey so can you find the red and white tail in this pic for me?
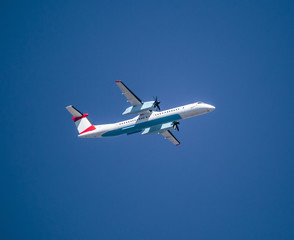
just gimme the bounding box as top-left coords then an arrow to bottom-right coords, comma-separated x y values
65,105 -> 96,134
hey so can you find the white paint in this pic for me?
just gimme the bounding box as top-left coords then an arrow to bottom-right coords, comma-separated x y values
66,82 -> 215,145
78,102 -> 215,138
75,118 -> 92,133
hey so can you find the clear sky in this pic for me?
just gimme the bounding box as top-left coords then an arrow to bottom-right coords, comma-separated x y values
1,0 -> 294,239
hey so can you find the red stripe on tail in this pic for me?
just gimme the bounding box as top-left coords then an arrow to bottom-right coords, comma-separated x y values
79,125 -> 96,135
72,113 -> 89,122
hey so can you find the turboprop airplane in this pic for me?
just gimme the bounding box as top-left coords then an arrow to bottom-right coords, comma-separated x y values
66,81 -> 215,145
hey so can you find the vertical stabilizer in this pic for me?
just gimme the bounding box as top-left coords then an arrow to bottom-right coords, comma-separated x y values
65,105 -> 96,134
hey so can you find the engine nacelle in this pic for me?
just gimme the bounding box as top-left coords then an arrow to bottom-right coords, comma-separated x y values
122,101 -> 154,115
141,122 -> 174,135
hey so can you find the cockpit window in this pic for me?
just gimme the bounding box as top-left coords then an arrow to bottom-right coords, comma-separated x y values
196,101 -> 203,104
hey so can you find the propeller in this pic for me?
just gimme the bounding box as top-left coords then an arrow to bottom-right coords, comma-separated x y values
153,96 -> 161,111
173,121 -> 180,131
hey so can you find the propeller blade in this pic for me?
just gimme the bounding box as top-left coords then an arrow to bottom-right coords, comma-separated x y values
153,96 -> 161,111
173,121 -> 180,131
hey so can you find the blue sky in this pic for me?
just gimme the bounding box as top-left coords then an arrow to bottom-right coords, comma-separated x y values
1,0 -> 294,239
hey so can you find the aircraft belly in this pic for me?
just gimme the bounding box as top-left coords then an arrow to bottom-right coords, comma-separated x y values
102,114 -> 181,137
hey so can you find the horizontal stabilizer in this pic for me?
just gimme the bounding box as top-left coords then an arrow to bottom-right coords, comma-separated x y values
66,105 -> 83,117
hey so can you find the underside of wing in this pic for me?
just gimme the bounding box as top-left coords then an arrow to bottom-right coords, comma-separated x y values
115,80 -> 142,106
160,130 -> 181,146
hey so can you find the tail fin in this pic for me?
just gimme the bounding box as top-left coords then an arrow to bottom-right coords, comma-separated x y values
65,105 -> 96,134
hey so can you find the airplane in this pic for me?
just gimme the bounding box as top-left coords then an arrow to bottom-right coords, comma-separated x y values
66,81 -> 215,145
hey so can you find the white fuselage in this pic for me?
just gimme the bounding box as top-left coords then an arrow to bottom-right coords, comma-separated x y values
79,102 -> 215,138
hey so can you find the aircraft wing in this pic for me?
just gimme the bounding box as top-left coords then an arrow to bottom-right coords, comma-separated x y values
115,80 -> 143,106
160,130 -> 180,146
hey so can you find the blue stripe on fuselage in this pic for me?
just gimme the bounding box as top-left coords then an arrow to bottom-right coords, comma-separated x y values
102,114 -> 182,137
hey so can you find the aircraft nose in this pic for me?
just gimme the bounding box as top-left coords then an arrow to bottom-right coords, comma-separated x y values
207,104 -> 215,112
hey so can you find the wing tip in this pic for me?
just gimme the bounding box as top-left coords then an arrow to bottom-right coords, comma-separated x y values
115,80 -> 121,83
